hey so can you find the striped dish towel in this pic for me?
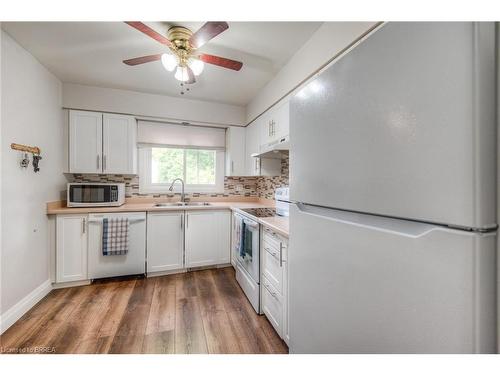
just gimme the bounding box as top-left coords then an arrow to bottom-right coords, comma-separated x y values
102,218 -> 129,256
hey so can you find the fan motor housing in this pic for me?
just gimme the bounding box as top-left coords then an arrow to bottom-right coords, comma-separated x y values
168,26 -> 193,50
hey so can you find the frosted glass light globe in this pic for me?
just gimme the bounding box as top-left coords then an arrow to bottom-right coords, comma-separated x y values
161,53 -> 177,72
188,58 -> 204,76
174,66 -> 189,82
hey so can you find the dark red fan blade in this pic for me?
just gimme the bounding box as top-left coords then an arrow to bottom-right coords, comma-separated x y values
125,21 -> 173,48
189,22 -> 228,49
186,66 -> 196,84
123,54 -> 162,66
199,54 -> 243,71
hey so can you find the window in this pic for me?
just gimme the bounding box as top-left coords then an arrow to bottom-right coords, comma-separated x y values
139,147 -> 225,193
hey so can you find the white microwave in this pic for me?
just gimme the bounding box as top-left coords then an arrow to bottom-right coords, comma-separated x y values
67,183 -> 125,207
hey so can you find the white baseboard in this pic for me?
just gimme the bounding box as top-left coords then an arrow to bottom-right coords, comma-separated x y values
146,269 -> 187,278
0,279 -> 52,334
51,280 -> 90,289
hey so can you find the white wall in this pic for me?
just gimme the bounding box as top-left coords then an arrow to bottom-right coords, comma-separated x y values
63,83 -> 246,127
1,31 -> 66,315
246,22 -> 378,123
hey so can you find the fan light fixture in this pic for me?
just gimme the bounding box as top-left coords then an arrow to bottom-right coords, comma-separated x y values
123,22 -> 243,94
174,66 -> 189,82
161,53 -> 177,72
188,58 -> 204,76
162,53 -> 204,80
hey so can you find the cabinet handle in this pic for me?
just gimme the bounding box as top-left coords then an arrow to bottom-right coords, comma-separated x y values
231,160 -> 234,173
264,283 -> 278,300
279,242 -> 283,267
96,155 -> 100,170
181,215 -> 183,230
103,155 -> 107,171
82,218 -> 86,234
265,247 -> 279,260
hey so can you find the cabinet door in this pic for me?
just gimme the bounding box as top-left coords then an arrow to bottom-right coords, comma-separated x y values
69,110 -> 103,173
245,121 -> 261,176
185,211 -> 230,268
284,248 -> 290,345
260,111 -> 274,146
230,213 -> 240,268
225,127 -> 246,176
102,113 -> 137,174
260,100 -> 290,145
147,212 -> 184,273
56,215 -> 88,282
273,101 -> 290,140
217,211 -> 231,264
262,277 -> 284,338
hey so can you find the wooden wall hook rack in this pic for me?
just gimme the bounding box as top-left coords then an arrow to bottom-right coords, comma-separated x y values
10,143 -> 41,155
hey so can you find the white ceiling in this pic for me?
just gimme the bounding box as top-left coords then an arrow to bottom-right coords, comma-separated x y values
2,22 -> 322,106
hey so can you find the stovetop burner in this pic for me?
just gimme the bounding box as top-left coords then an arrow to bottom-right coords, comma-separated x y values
240,207 -> 277,218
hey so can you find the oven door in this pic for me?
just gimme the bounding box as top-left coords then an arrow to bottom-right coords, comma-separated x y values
237,218 -> 260,283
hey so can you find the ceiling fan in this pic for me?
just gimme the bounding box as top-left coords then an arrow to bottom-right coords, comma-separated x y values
123,21 -> 243,90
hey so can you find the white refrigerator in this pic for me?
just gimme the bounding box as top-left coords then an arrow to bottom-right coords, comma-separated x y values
289,22 -> 497,353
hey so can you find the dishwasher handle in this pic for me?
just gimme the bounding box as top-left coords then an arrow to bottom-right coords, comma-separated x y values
87,217 -> 146,223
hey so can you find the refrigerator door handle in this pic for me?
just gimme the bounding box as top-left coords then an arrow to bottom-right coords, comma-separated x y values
295,202 -> 445,239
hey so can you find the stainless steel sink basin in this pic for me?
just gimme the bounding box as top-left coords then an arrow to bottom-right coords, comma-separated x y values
154,202 -> 186,207
154,202 -> 211,207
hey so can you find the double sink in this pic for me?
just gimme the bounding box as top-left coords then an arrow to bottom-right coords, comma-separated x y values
153,202 -> 212,207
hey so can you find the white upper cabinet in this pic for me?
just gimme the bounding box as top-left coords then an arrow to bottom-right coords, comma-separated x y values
245,120 -> 261,176
225,126 -> 246,176
69,110 -> 103,174
272,100 -> 290,141
244,117 -> 281,177
260,100 -> 290,146
102,113 -> 137,174
69,110 -> 137,174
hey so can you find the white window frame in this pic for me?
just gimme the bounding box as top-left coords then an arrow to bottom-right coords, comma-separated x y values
139,147 -> 225,194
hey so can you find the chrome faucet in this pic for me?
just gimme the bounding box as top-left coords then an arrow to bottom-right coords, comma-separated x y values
169,178 -> 186,203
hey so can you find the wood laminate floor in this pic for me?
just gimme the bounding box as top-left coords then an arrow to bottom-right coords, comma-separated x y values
0,267 -> 288,354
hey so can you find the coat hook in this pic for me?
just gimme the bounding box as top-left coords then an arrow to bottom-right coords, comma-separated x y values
20,152 -> 30,169
11,143 -> 42,173
33,154 -> 42,173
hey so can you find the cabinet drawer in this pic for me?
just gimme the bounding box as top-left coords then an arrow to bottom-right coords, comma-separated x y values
262,240 -> 284,293
262,227 -> 281,250
262,226 -> 288,248
261,276 -> 284,338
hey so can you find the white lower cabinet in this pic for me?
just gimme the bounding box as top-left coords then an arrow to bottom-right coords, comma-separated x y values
147,212 -> 185,273
262,277 -> 284,337
185,210 -> 230,268
230,212 -> 240,268
56,214 -> 88,283
261,225 -> 289,343
54,209 -> 233,283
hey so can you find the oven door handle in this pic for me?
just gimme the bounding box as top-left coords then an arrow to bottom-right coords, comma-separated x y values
243,220 -> 259,229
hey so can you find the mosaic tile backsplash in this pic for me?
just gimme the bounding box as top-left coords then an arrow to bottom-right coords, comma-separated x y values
69,156 -> 289,200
